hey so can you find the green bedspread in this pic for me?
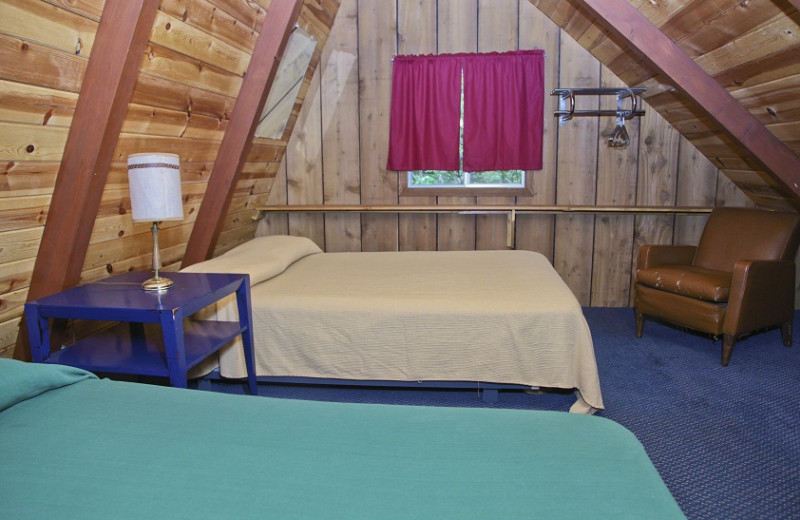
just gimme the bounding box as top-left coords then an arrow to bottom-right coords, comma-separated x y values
0,359 -> 685,519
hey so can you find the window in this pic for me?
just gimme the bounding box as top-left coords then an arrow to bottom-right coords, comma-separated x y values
409,170 -> 524,189
387,50 -> 544,196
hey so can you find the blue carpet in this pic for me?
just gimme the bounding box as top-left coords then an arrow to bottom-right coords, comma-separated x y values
202,308 -> 800,520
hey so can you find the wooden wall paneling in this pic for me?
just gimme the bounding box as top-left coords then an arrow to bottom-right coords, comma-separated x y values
711,46 -> 800,93
182,0 -> 304,267
0,123 -> 68,163
158,0 -> 260,53
0,1 -> 98,57
0,257 -> 33,351
83,221 -> 194,274
214,224 -> 264,256
15,0 -> 161,361
140,43 -> 243,98
553,35 -> 600,305
207,0 -> 269,30
149,11 -> 251,76
258,155 -> 291,236
40,0 -> 103,20
436,0 -> 478,251
475,0 -> 519,251
0,258 -> 34,295
0,285 -> 26,326
0,34 -> 87,94
111,135 -> 223,164
321,0 -> 362,252
662,0 -> 764,58
0,80 -> 77,129
287,72 -> 326,248
673,136 -> 718,245
715,169 -> 758,207
0,162 -> 59,198
590,68 -> 638,307
0,194 -> 50,232
0,227 -> 43,266
120,104 -> 218,140
357,0 -> 398,252
130,73 -> 236,120
0,318 -> 20,357
693,11 -> 797,78
632,105 -> 681,274
515,0 -> 558,260
396,0 -> 438,252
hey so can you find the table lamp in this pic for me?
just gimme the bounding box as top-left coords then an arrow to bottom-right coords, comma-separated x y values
127,153 -> 184,291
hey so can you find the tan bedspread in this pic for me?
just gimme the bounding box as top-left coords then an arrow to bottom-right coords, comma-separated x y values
184,236 -> 603,413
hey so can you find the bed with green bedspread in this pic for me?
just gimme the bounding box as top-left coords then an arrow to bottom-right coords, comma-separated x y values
0,359 -> 685,519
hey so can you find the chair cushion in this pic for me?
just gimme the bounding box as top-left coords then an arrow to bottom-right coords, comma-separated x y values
636,266 -> 732,302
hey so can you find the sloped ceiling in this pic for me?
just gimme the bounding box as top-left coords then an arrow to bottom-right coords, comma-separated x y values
529,0 -> 800,211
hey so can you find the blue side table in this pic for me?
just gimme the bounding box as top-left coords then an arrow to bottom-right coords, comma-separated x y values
24,271 -> 257,394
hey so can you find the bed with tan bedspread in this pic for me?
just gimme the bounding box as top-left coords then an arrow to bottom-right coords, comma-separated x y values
183,235 -> 603,413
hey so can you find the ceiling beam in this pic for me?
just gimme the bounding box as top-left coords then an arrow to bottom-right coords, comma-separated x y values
14,0 -> 160,361
574,0 -> 800,202
788,0 -> 800,13
181,0 -> 305,268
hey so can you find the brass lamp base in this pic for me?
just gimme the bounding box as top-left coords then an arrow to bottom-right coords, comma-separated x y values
141,276 -> 174,292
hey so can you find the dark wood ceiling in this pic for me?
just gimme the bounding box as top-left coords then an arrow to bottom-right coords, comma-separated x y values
530,0 -> 800,211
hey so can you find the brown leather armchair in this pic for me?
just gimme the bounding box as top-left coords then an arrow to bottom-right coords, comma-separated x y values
634,207 -> 800,365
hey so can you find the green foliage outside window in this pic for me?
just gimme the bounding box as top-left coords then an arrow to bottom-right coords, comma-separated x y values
410,170 -> 523,187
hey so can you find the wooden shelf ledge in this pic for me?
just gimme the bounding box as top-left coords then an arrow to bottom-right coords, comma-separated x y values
254,204 -> 714,216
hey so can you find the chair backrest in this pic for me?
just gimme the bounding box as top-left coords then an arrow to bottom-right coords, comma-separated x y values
694,207 -> 800,272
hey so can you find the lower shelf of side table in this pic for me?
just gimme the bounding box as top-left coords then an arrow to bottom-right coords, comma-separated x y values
44,319 -> 245,378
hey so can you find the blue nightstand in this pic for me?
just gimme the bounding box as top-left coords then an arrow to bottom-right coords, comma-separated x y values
24,271 -> 257,394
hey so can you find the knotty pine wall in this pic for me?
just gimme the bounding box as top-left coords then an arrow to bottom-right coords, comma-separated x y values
259,0 -> 758,305
0,0 -> 339,357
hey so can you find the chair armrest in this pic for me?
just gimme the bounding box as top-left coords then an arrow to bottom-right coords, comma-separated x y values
724,260 -> 796,336
637,245 -> 697,271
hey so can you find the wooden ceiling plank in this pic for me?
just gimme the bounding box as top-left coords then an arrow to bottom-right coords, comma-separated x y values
181,0 -> 304,268
673,1 -> 784,59
694,14 -> 800,78
714,45 -> 800,91
574,0 -> 800,203
14,0 -> 160,361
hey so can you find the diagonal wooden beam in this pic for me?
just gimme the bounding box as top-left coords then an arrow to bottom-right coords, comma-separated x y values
181,0 -> 305,268
574,0 -> 800,202
788,0 -> 800,13
14,0 -> 160,361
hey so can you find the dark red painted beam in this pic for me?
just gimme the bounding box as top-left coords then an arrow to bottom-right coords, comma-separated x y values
788,0 -> 800,13
575,0 -> 800,201
14,0 -> 160,361
181,0 -> 305,267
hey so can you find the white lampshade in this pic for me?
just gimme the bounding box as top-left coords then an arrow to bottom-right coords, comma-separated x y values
127,153 -> 184,222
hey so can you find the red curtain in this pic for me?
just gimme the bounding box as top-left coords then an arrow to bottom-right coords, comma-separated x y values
386,54 -> 462,171
462,50 -> 544,171
386,50 -> 544,172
